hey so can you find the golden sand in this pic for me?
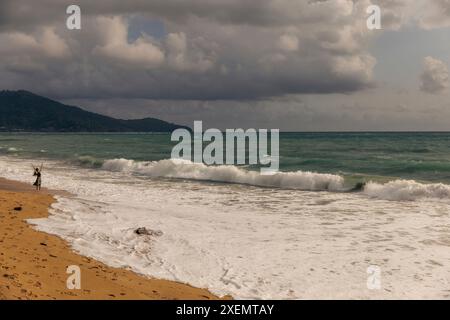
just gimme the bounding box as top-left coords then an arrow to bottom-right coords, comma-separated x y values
0,178 -> 223,300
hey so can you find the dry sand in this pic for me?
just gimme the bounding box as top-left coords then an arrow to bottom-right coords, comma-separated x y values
0,178 -> 224,300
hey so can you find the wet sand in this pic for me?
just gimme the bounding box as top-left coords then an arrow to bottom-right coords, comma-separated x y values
0,178 -> 223,300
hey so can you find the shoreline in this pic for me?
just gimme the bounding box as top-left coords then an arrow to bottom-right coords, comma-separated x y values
0,178 -> 225,300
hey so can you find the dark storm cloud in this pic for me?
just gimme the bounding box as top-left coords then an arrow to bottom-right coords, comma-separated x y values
0,0 -> 362,28
0,0 -> 382,100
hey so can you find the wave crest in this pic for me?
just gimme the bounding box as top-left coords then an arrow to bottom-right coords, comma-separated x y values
74,156 -> 105,168
364,180 -> 450,201
102,158 -> 345,191
101,158 -> 450,200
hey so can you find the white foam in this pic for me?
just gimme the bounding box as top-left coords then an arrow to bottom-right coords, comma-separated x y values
2,155 -> 450,299
102,158 -> 345,191
364,180 -> 450,201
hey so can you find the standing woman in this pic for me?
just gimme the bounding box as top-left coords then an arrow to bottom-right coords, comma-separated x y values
32,164 -> 43,191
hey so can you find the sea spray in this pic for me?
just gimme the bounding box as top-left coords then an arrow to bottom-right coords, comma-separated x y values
102,158 -> 345,191
363,180 -> 450,201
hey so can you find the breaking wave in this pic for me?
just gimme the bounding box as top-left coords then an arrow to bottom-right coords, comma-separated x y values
363,180 -> 450,201
99,158 -> 450,201
102,158 -> 346,191
74,155 -> 105,168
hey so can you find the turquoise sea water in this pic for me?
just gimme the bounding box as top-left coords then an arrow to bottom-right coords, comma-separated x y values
1,132 -> 449,184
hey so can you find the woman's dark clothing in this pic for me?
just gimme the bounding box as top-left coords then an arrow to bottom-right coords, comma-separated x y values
33,171 -> 41,187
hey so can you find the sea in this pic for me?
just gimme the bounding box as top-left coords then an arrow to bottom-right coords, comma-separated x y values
1,132 -> 449,299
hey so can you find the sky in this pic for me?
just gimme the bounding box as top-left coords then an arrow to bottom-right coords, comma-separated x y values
0,0 -> 450,131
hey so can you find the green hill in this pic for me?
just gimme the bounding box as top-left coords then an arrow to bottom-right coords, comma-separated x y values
0,90 -> 189,132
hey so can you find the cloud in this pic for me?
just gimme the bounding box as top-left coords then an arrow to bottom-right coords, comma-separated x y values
420,56 -> 449,94
417,0 -> 450,29
0,27 -> 69,58
277,34 -> 299,52
0,26 -> 70,78
166,32 -> 215,72
93,16 -> 164,68
64,88 -> 450,131
1,0 -> 449,131
0,0 -> 381,100
375,0 -> 409,30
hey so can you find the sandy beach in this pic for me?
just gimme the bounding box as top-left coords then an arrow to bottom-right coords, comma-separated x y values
0,178 -> 222,300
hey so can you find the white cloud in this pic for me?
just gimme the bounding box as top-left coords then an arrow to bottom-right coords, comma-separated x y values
0,27 -> 69,58
40,27 -> 71,58
417,0 -> 450,29
93,16 -> 164,68
166,32 -> 215,72
420,56 -> 449,94
277,34 -> 299,52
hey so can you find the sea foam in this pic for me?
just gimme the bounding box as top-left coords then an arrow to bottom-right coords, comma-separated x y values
101,158 -> 450,201
363,180 -> 450,201
102,158 -> 345,191
2,155 -> 450,299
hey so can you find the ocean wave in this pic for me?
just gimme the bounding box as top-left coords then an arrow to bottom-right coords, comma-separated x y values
74,155 -> 105,168
99,158 -> 450,200
363,180 -> 450,201
102,158 -> 346,191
